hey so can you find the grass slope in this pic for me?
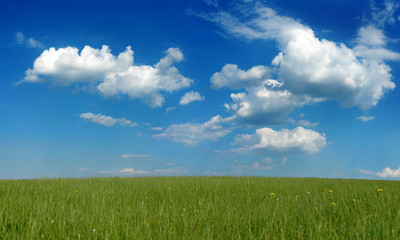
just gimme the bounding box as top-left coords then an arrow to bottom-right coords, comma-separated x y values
1,177 -> 400,239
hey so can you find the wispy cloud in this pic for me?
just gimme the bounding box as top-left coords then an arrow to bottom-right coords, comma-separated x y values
98,167 -> 187,176
15,32 -> 44,49
80,112 -> 137,127
356,116 -> 375,122
120,154 -> 150,159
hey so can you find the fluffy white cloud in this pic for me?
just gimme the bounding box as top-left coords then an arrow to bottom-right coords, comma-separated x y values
210,64 -> 270,89
152,127 -> 163,131
232,126 -> 326,153
98,48 -> 192,107
179,91 -> 204,105
154,115 -> 232,145
225,83 -> 317,125
120,154 -> 150,159
80,112 -> 136,127
356,115 -> 375,122
205,3 -> 398,110
23,45 -> 132,84
22,46 -> 192,107
376,166 -> 400,178
358,166 -> 400,178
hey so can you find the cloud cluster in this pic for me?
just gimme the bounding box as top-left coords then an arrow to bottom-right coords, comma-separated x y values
205,2 -> 398,126
22,46 -> 192,107
80,112 -> 136,127
232,126 -> 326,153
179,91 -> 204,105
154,115 -> 232,145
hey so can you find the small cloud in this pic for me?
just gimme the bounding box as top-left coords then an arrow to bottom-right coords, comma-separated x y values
166,162 -> 175,166
281,156 -> 287,165
120,168 -> 149,174
289,118 -> 319,127
166,106 -> 177,112
77,168 -> 90,171
152,127 -> 163,131
15,32 -> 25,44
120,154 -> 150,159
357,166 -> 400,178
204,0 -> 218,7
80,112 -> 137,127
15,32 -> 44,48
179,91 -> 204,105
357,115 -> 375,122
376,166 -> 400,178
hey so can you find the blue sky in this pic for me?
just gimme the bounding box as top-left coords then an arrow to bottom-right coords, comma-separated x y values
1,0 -> 400,179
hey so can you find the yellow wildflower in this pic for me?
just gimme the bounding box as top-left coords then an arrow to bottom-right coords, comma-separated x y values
328,190 -> 333,193
270,193 -> 275,196
168,187 -> 171,190
331,202 -> 337,206
74,189 -> 78,193
377,189 -> 383,192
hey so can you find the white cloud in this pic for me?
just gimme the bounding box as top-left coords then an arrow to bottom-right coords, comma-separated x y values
15,32 -> 25,44
289,118 -> 319,127
98,48 -> 192,107
154,115 -> 232,145
120,154 -> 150,159
77,168 -> 90,171
22,46 -> 192,107
356,115 -> 375,122
120,168 -> 150,174
205,3 -> 397,110
80,112 -> 136,127
152,127 -> 163,131
225,84 -> 317,125
232,126 -> 326,153
15,32 -> 44,48
99,167 -> 187,176
231,158 -> 273,170
179,91 -> 204,105
358,166 -> 400,178
376,166 -> 400,178
210,64 -> 270,89
370,0 -> 399,27
204,0 -> 218,7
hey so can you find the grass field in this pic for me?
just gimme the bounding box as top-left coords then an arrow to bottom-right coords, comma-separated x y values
1,177 -> 400,239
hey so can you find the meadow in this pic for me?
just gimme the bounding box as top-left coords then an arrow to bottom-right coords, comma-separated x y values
1,177 -> 399,239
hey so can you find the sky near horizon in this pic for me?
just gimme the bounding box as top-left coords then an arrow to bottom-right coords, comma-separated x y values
1,0 -> 400,179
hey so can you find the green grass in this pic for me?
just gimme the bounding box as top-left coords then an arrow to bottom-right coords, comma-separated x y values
1,177 -> 400,239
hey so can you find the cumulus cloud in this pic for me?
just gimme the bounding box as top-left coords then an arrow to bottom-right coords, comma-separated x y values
210,64 -> 270,89
80,112 -> 137,127
356,115 -> 375,122
358,166 -> 400,178
376,166 -> 400,178
152,127 -> 163,131
232,126 -> 326,153
15,32 -> 44,48
22,46 -> 192,107
154,115 -> 232,145
179,91 -> 204,105
204,2 -> 398,113
120,154 -> 150,159
224,83 -> 317,126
